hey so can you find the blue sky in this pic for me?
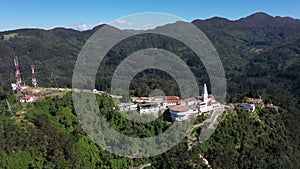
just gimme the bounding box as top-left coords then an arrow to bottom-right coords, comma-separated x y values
0,0 -> 299,31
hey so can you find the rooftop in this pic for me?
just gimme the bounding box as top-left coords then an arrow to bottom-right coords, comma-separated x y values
163,99 -> 180,103
169,105 -> 196,112
23,93 -> 37,100
165,96 -> 180,100
183,97 -> 197,102
246,97 -> 264,103
169,105 -> 189,112
266,103 -> 278,109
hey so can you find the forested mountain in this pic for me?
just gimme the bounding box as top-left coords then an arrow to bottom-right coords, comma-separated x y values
1,12 -> 300,104
0,12 -> 300,168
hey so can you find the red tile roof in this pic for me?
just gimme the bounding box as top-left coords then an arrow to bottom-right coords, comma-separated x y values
163,99 -> 180,103
153,96 -> 164,99
169,104 -> 197,112
246,98 -> 264,104
24,93 -> 37,100
165,96 -> 180,100
266,104 -> 278,109
183,98 -> 196,102
169,105 -> 189,112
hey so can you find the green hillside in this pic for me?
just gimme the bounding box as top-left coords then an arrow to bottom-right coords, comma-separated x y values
0,90 -> 298,168
0,12 -> 299,168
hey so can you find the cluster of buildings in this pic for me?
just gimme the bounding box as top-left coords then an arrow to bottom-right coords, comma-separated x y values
234,97 -> 279,113
116,83 -> 279,122
116,84 -> 222,121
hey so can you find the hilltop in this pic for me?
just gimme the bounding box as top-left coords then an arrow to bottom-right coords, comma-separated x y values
0,12 -> 299,105
1,11 -> 299,124
0,12 -> 300,168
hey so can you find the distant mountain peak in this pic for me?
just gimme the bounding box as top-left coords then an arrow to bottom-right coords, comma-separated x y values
192,17 -> 231,27
236,12 -> 300,27
246,12 -> 273,20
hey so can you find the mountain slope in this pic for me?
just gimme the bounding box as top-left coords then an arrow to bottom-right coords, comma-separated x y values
0,12 -> 300,168
1,12 -> 300,107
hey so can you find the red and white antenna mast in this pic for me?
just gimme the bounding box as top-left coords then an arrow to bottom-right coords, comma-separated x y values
13,53 -> 22,93
31,62 -> 37,93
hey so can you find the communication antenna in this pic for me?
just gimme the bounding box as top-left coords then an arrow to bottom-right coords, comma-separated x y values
31,62 -> 37,93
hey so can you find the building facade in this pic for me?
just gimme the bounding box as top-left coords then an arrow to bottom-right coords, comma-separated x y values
116,84 -> 222,121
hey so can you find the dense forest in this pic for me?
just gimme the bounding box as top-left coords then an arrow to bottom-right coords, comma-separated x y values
0,12 -> 300,168
0,91 -> 298,168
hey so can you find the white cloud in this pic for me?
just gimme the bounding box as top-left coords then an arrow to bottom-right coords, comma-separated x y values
73,23 -> 94,31
116,19 -> 133,26
72,21 -> 106,31
143,23 -> 153,29
116,20 -> 126,24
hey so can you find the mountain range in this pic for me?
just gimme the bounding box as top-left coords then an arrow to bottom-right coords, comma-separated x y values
0,12 -> 300,168
0,12 -> 300,106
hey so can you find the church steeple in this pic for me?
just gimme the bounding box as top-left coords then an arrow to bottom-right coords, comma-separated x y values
202,83 -> 208,102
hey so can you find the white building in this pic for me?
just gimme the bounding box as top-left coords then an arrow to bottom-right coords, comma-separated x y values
169,105 -> 196,121
20,94 -> 37,103
169,84 -> 222,122
162,99 -> 180,109
116,84 -> 222,121
137,103 -> 160,114
234,103 -> 255,113
131,96 -> 180,110
196,84 -> 221,113
116,103 -> 138,111
152,96 -> 164,102
131,97 -> 152,103
183,98 -> 197,106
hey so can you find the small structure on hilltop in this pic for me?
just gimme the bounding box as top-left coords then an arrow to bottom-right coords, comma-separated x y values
246,97 -> 264,104
234,103 -> 255,113
265,103 -> 279,112
20,93 -> 37,103
234,96 -> 279,114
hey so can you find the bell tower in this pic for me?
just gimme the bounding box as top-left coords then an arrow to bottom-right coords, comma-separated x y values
202,83 -> 208,102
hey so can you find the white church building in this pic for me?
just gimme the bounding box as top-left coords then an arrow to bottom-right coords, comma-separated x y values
169,84 -> 221,121
116,84 -> 222,122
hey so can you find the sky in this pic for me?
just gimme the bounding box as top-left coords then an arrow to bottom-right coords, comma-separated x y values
0,0 -> 299,31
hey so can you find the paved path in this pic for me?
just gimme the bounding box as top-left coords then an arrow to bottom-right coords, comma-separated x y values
130,163 -> 151,169
187,108 -> 224,140
199,154 -> 212,169
187,108 -> 225,168
187,121 -> 206,140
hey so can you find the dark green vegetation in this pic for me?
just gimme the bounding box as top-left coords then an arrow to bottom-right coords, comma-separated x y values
0,92 -> 137,168
0,92 -> 206,168
0,91 -> 298,168
198,109 -> 299,168
0,12 -> 300,168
